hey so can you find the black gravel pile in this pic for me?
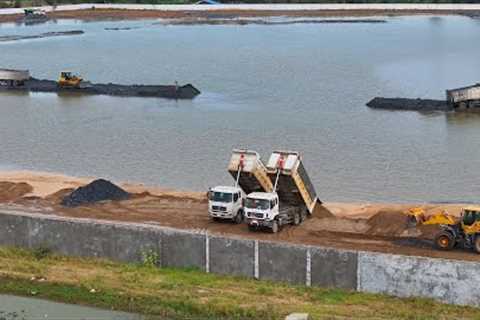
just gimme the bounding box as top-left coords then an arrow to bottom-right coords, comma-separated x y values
61,179 -> 130,207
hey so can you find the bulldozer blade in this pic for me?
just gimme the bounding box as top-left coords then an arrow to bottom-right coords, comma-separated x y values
79,81 -> 92,89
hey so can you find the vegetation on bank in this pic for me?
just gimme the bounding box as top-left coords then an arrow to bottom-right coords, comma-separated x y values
1,0 -> 480,9
0,247 -> 479,319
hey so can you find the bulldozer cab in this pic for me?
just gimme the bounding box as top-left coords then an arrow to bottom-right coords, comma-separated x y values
60,72 -> 74,80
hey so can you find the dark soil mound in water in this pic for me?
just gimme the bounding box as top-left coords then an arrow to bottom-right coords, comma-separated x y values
366,210 -> 409,236
61,179 -> 130,207
366,97 -> 450,111
0,182 -> 33,202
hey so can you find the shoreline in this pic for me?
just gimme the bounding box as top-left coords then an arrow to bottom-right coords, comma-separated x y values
0,169 -> 468,216
1,4 -> 480,23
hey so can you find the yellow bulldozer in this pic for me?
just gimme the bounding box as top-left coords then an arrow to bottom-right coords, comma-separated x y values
407,206 -> 480,253
58,71 -> 83,88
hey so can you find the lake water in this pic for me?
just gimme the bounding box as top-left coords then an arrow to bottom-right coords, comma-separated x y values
0,15 -> 479,202
0,294 -> 141,319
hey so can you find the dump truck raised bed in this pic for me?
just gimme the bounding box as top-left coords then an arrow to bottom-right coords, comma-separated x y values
227,149 -> 273,194
266,150 -> 319,214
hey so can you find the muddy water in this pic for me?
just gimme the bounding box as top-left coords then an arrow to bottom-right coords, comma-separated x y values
0,294 -> 141,319
0,16 -> 479,202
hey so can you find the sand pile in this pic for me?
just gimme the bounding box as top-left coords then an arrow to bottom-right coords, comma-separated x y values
312,203 -> 334,218
61,179 -> 130,207
0,182 -> 33,202
366,210 -> 409,236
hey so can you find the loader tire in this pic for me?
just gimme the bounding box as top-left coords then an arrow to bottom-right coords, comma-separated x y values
474,235 -> 480,254
434,231 -> 455,251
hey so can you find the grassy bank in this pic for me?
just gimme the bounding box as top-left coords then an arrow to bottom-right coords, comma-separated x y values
0,247 -> 478,319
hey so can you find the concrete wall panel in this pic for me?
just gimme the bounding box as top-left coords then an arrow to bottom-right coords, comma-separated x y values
259,242 -> 306,285
161,230 -> 206,271
209,236 -> 254,277
311,247 -> 357,290
358,252 -> 480,307
0,213 -> 30,247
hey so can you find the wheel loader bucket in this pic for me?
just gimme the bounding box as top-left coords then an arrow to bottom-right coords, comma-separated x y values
405,207 -> 425,228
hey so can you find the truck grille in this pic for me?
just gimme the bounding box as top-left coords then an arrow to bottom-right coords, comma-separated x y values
248,212 -> 264,219
212,206 -> 227,212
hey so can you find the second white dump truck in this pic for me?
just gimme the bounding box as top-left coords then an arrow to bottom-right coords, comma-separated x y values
243,150 -> 319,233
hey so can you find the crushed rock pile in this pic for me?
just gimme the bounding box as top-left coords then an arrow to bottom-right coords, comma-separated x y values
61,179 -> 130,207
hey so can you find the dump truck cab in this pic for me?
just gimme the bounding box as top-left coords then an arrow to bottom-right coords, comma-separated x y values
245,192 -> 279,231
208,186 -> 245,224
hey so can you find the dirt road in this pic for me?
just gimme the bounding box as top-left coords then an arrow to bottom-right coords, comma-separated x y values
0,170 -> 477,262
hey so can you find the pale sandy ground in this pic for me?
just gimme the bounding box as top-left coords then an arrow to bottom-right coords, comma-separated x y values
0,170 -> 467,218
0,170 -> 205,200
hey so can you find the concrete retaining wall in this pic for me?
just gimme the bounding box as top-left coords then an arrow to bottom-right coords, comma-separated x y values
0,209 -> 479,307
358,252 -> 480,307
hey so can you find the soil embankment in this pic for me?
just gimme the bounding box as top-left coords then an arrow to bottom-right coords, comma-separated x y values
367,97 -> 451,112
2,7 -> 480,24
0,170 -> 476,262
1,78 -> 200,100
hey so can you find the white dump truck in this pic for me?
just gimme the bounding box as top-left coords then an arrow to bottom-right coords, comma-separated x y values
207,186 -> 245,223
207,149 -> 268,223
232,150 -> 319,233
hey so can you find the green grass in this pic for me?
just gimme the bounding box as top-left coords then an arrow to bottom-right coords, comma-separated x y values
0,246 -> 478,319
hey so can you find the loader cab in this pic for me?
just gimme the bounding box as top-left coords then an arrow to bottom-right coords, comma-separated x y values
208,186 -> 245,223
461,207 -> 480,226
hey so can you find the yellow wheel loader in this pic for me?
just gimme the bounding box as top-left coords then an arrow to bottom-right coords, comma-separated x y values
407,206 -> 480,253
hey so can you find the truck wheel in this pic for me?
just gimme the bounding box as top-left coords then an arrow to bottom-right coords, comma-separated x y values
271,220 -> 279,233
234,211 -> 243,224
474,235 -> 480,254
293,212 -> 301,226
434,231 -> 455,251
300,211 -> 306,223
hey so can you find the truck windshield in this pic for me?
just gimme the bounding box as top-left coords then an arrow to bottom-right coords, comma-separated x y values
210,192 -> 233,203
245,198 -> 270,210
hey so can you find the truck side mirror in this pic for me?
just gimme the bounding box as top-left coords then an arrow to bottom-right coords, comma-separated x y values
207,191 -> 213,201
